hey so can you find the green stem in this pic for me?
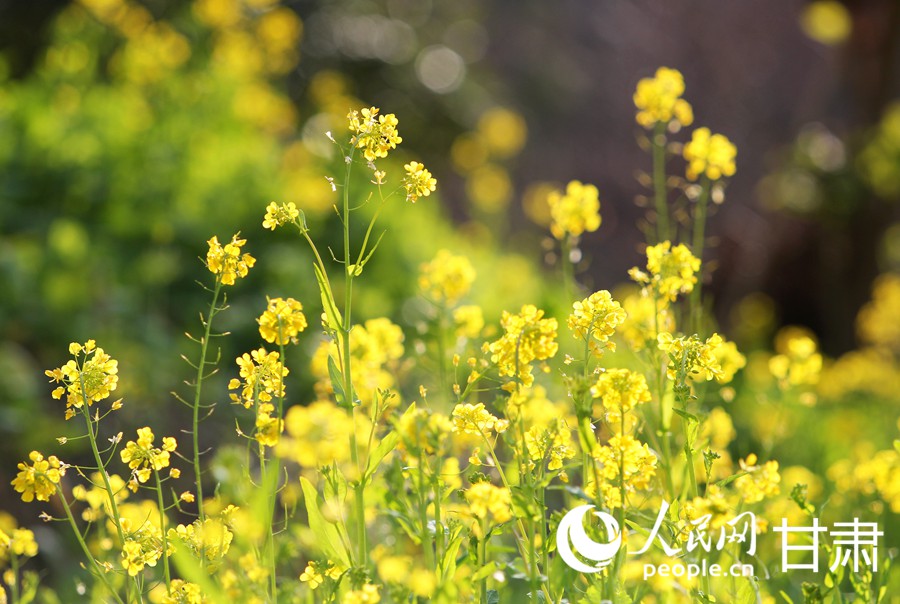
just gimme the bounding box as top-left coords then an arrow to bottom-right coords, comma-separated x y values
153,471 -> 171,594
339,148 -> 368,576
652,122 -> 669,243
418,458 -> 435,570
690,177 -> 711,336
478,518 -> 488,604
561,237 -> 575,301
193,279 -> 222,523
57,485 -> 125,604
79,401 -> 126,546
480,435 -> 552,603
10,552 -> 20,604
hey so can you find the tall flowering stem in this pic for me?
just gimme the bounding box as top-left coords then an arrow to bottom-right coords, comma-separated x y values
652,122 -> 670,243
56,484 -> 126,604
191,278 -> 222,524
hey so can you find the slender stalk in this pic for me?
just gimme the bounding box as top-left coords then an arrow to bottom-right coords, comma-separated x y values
153,471 -> 171,594
480,435 -> 552,603
561,237 -> 575,302
652,122 -> 670,243
57,485 -> 126,604
10,552 -> 20,604
192,280 -> 223,523
79,401 -> 126,546
338,147 -> 368,574
478,517 -> 488,604
418,458 -> 435,570
690,176 -> 711,336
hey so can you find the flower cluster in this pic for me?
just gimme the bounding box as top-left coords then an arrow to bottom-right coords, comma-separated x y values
0,525 -> 38,559
228,348 -> 288,408
734,454 -> 781,503
46,339 -> 120,420
487,304 -> 559,387
347,106 -> 402,162
418,249 -> 476,305
591,368 -> 652,426
168,517 -> 234,567
547,180 -> 601,240
683,127 -> 737,181
633,67 -> 694,129
342,583 -> 382,604
465,482 -> 512,525
255,402 -> 283,448
630,241 -> 701,303
120,427 -> 176,483
11,451 -> 66,502
567,290 -> 626,356
262,201 -> 300,230
524,418 -> 576,474
769,328 -> 823,388
451,402 -> 509,436
257,296 -> 308,345
592,435 -> 658,508
299,560 -> 344,590
160,580 -> 209,604
206,234 -> 256,286
657,332 -> 725,383
403,161 -> 437,203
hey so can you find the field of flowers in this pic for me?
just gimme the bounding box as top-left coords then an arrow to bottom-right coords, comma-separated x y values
2,1 -> 900,604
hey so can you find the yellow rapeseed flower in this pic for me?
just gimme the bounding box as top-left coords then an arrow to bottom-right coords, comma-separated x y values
403,161 -> 437,203
735,454 -> 781,503
255,402 -> 283,448
46,340 -> 120,420
548,180 -> 601,240
633,67 -> 694,129
120,427 -> 176,483
857,273 -> 900,351
418,250 -> 475,305
592,435 -> 658,508
630,241 -> 701,303
11,451 -> 66,503
769,328 -> 822,388
453,304 -> 485,339
568,290 -> 626,356
228,348 -> 288,408
168,518 -> 233,566
451,402 -> 509,436
524,418 -> 576,473
348,106 -> 402,162
487,304 -> 559,387
590,368 -> 652,425
465,482 -> 512,525
262,201 -> 300,230
342,583 -> 381,604
657,332 -> 724,383
5,527 -> 38,558
257,296 -> 307,345
683,127 -> 737,181
206,234 -> 256,286
160,579 -> 209,604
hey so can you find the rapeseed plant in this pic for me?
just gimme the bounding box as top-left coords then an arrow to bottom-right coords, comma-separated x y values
5,71 -> 898,604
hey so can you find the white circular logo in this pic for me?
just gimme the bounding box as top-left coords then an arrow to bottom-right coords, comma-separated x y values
556,505 -> 623,573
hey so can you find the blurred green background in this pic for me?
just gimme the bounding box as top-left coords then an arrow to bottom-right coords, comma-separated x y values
2,0 -> 900,598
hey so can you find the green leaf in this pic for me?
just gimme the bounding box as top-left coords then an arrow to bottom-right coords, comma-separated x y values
364,402 -> 416,480
328,354 -> 346,407
300,476 -> 351,568
672,407 -> 699,423
313,262 -> 342,331
735,577 -> 759,604
472,561 -> 499,582
487,589 -> 500,604
170,541 -> 228,603
779,590 -> 795,604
